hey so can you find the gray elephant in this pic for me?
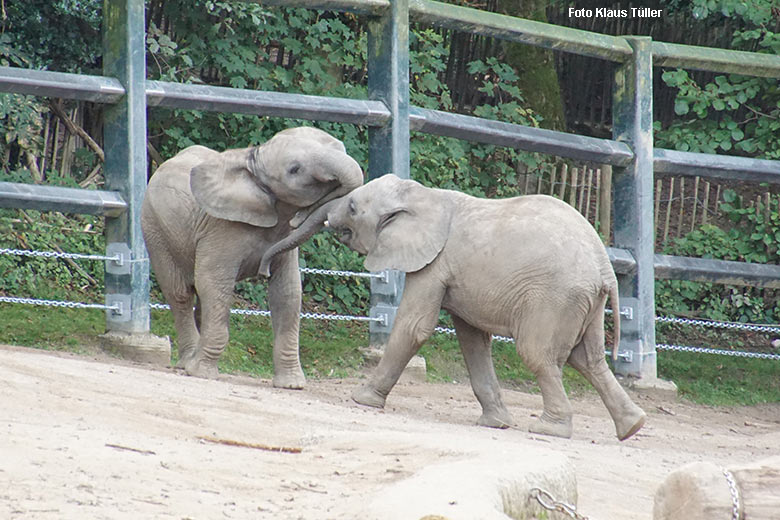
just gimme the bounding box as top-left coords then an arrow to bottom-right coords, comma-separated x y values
141,126 -> 363,385
321,174 -> 646,440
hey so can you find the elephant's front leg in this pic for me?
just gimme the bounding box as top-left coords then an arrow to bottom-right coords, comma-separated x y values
268,249 -> 306,389
452,315 -> 512,429
352,272 -> 445,408
185,264 -> 236,379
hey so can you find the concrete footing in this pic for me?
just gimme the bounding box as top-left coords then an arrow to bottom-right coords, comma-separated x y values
361,346 -> 427,383
626,376 -> 679,400
99,332 -> 171,366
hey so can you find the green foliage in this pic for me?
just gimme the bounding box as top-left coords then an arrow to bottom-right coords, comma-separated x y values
655,189 -> 779,323
408,30 -> 546,198
0,208 -> 105,301
655,0 -> 780,158
0,0 -> 102,73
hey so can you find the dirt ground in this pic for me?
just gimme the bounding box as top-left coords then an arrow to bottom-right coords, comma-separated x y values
2,343 -> 779,520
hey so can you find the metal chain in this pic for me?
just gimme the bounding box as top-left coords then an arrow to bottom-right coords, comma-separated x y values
0,295 -> 120,312
657,343 -> 780,361
656,314 -> 780,335
0,247 -> 121,263
299,267 -> 384,279
530,487 -> 590,520
722,468 -> 742,520
0,248 -> 381,279
150,302 -> 382,323
434,326 -> 514,343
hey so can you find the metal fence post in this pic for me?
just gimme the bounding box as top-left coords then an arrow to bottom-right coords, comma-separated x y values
101,0 -> 169,362
611,36 -> 657,380
366,0 -> 410,349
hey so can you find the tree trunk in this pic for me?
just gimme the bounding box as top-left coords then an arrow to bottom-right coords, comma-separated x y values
496,0 -> 565,131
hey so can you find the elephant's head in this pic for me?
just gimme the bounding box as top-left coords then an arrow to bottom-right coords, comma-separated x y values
325,174 -> 453,273
189,126 -> 364,229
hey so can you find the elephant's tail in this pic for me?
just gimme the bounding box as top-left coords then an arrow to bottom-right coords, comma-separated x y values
608,281 -> 621,362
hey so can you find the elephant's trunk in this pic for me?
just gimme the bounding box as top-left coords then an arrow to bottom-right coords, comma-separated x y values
259,197 -> 342,277
289,151 -> 364,228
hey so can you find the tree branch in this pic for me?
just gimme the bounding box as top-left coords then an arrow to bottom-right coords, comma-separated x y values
48,100 -> 105,162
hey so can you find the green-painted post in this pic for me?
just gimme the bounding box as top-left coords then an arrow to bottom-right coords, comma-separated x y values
611,36 -> 657,380
102,0 -> 150,335
367,0 -> 410,348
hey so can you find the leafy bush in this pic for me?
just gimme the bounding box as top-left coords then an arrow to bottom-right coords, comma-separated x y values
654,0 -> 779,159
656,189 -> 779,323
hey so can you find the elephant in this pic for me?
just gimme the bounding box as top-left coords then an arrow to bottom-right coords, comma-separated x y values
321,173 -> 647,441
140,126 -> 363,385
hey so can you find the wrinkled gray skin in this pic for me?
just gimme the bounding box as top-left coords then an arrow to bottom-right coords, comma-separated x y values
141,127 -> 363,385
327,174 -> 646,440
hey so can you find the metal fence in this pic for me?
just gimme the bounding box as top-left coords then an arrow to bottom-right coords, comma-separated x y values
1,0 -> 780,380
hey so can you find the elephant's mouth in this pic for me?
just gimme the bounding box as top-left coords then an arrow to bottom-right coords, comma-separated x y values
288,183 -> 340,228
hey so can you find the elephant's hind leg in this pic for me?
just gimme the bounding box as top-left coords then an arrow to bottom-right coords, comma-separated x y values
147,243 -> 198,368
515,318 -> 574,438
528,364 -> 574,439
452,315 -> 512,429
567,315 -> 646,441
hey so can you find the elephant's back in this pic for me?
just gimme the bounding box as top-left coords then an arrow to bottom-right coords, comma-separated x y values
448,193 -> 611,299
142,147 -> 215,254
146,146 -> 217,200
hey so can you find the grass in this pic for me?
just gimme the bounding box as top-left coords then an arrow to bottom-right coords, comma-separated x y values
1,302 -> 779,406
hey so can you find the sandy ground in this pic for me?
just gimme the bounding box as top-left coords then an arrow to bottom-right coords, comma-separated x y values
1,343 -> 779,520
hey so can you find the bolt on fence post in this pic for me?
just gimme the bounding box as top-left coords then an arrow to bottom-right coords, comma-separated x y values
611,36 -> 657,380
102,0 -> 150,335
367,0 -> 410,349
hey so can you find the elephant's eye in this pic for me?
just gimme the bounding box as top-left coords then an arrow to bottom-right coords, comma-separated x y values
288,163 -> 301,175
348,199 -> 357,216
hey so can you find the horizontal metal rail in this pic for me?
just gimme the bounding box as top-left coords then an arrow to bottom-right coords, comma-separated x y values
147,80 -> 391,126
607,249 -> 780,289
654,254 -> 780,289
0,66 -> 125,103
652,41 -> 780,79
606,247 -> 638,275
654,149 -> 780,185
244,0 -> 389,15
411,107 -> 635,166
409,0 -> 632,62
0,181 -> 127,217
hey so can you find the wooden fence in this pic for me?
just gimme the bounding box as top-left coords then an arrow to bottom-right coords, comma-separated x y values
520,163 -> 780,247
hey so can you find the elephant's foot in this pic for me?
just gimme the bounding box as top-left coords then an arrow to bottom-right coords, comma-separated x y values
614,407 -> 647,441
476,408 -> 513,429
175,346 -> 197,369
272,368 -> 306,390
351,384 -> 387,408
529,413 -> 573,439
184,354 -> 219,379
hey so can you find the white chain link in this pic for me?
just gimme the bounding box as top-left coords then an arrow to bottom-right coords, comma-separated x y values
0,247 -> 121,263
530,487 -> 590,520
434,326 -> 514,343
299,267 -> 383,279
150,302 -> 382,322
722,468 -> 742,520
0,295 -> 120,312
0,247 -> 381,278
657,343 -> 780,360
656,314 -> 780,335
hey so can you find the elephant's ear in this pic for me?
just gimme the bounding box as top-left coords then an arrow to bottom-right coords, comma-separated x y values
190,147 -> 277,227
364,179 -> 451,273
